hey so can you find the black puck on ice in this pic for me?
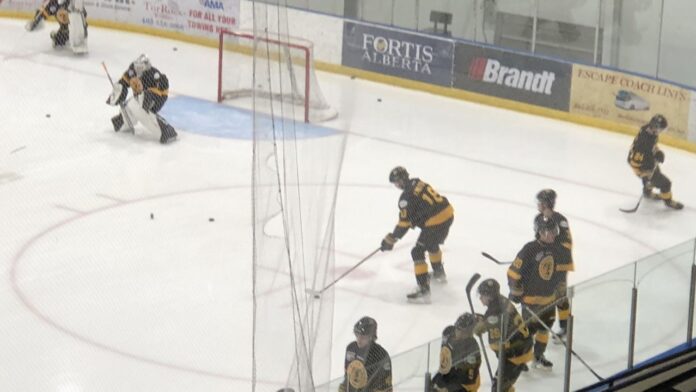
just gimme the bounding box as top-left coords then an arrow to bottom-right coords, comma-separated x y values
45,114 -> 51,118
173,47 -> 178,51
150,213 -> 154,219
209,217 -> 215,222
350,75 -> 356,80
377,98 -> 382,102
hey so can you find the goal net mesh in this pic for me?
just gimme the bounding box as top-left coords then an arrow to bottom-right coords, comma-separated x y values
249,2 -> 346,391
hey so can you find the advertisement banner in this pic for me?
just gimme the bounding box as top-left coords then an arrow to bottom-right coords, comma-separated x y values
342,21 -> 454,87
453,44 -> 572,111
570,64 -> 691,139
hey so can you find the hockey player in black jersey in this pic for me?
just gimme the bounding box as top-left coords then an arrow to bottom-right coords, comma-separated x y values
25,0 -> 88,53
339,316 -> 392,392
507,216 -> 565,370
431,314 -> 482,392
380,166 -> 454,303
534,189 -> 574,339
106,54 -> 178,144
475,279 -> 533,392
627,114 -> 683,209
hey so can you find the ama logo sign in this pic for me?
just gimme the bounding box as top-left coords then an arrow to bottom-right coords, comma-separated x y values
200,0 -> 223,10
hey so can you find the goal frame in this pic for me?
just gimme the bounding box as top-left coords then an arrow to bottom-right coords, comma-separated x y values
217,30 -> 312,123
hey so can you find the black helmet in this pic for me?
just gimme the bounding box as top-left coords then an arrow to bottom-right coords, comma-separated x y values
354,316 -> 378,339
389,166 -> 409,184
536,189 -> 557,209
648,114 -> 668,130
477,278 -> 500,297
535,215 -> 560,236
455,313 -> 476,330
442,325 -> 456,339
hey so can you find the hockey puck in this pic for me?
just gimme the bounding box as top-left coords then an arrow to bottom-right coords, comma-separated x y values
350,75 -> 356,80
150,213 -> 154,220
173,47 -> 178,51
45,114 -> 51,118
209,217 -> 215,222
313,294 -> 320,299
377,98 -> 382,102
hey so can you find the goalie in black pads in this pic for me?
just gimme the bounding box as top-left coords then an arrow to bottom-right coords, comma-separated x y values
431,314 -> 482,392
339,316 -> 392,392
106,54 -> 177,144
534,189 -> 574,339
25,0 -> 88,53
627,114 -> 683,209
380,166 -> 454,303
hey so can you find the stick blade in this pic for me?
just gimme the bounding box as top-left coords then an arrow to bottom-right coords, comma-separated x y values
466,273 -> 481,295
619,206 -> 639,213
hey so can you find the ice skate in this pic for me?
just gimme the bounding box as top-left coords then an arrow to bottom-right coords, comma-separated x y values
431,270 -> 447,284
665,199 -> 684,210
406,286 -> 431,304
533,355 -> 553,370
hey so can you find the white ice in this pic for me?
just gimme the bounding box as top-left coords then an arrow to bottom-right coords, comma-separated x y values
1,17 -> 696,392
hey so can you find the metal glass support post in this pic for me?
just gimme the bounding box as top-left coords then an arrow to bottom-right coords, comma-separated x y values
628,264 -> 638,369
497,311 -> 507,392
688,239 -> 696,346
563,287 -> 574,392
531,0 -> 539,53
656,0 -> 665,78
593,0 -> 601,64
473,0 -> 479,42
425,341 -> 432,392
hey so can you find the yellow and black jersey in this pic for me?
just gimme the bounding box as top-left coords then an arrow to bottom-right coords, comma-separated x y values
26,0 -> 73,30
534,212 -> 574,272
436,332 -> 481,392
340,341 -> 392,392
474,295 -> 533,365
391,178 -> 453,238
116,65 -> 170,112
627,125 -> 660,176
507,240 -> 565,307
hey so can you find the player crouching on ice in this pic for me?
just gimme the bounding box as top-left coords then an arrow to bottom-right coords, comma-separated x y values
25,0 -> 88,54
106,54 -> 178,144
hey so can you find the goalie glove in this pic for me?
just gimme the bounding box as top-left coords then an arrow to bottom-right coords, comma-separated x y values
106,84 -> 124,106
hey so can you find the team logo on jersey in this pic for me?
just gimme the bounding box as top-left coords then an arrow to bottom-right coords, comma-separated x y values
538,255 -> 555,280
347,360 -> 368,389
439,346 -> 453,374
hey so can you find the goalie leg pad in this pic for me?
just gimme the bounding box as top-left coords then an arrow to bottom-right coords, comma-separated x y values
68,11 -> 88,54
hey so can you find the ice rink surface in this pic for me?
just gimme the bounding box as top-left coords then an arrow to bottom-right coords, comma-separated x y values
1,17 -> 696,391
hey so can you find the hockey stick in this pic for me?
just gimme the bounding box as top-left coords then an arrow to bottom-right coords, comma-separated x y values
481,252 -> 512,265
522,305 -> 604,381
465,273 -> 493,380
619,194 -> 643,213
100,61 -> 134,132
306,248 -> 380,298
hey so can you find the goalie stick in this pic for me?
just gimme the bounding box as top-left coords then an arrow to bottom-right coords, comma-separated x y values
306,248 -> 380,298
481,251 -> 512,265
465,273 -> 493,380
101,61 -> 134,132
619,194 -> 643,213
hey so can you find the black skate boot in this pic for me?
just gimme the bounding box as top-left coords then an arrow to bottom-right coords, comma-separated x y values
406,285 -> 431,304
665,199 -> 684,210
533,355 -> 553,370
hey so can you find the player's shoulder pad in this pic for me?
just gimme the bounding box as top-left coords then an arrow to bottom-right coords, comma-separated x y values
553,212 -> 569,228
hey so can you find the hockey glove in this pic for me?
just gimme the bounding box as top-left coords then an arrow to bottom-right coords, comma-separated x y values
106,84 -> 124,106
654,150 -> 665,163
380,233 -> 396,252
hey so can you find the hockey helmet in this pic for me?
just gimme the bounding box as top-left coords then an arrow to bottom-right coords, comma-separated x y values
388,166 -> 409,184
535,215 -> 560,236
536,189 -> 557,209
648,114 -> 668,131
455,313 -> 476,330
133,54 -> 151,76
477,278 -> 500,298
354,316 -> 378,339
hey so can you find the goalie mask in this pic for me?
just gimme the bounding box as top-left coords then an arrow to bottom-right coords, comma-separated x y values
133,54 -> 151,76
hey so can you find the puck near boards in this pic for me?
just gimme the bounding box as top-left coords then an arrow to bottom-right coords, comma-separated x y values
209,217 -> 214,222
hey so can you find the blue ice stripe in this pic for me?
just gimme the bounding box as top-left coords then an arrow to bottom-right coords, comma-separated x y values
159,96 -> 337,140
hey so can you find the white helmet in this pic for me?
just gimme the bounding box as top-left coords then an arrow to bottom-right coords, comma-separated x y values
133,54 -> 151,76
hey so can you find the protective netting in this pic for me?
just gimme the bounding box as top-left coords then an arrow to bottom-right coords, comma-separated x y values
249,1 -> 347,391
218,28 -> 338,123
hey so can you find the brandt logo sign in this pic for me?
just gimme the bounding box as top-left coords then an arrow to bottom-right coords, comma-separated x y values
469,57 -> 556,95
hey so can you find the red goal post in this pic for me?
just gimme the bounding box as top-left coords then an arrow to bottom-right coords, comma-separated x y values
217,30 -> 337,123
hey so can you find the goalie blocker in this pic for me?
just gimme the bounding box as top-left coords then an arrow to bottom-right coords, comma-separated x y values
106,54 -> 177,144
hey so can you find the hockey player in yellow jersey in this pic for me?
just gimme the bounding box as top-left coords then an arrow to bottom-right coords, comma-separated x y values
431,314 -> 482,392
380,166 -> 454,303
627,114 -> 683,209
534,189 -> 574,339
507,216 -> 565,369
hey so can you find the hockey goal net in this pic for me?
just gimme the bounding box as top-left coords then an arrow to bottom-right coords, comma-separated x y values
217,30 -> 338,123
